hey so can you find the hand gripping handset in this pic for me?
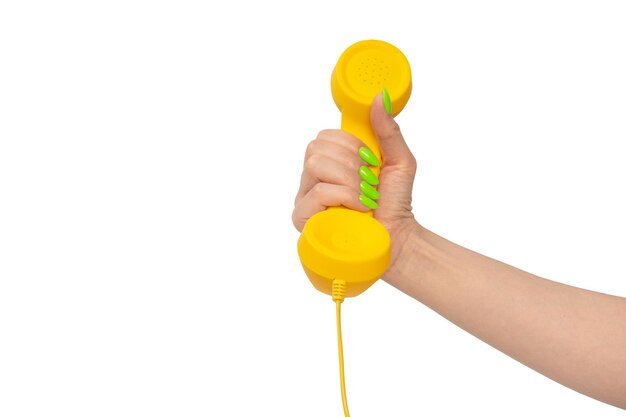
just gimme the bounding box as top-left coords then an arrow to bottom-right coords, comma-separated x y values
298,40 -> 412,297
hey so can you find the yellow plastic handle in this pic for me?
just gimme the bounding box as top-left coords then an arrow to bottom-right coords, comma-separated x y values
331,39 -> 411,190
298,40 -> 412,298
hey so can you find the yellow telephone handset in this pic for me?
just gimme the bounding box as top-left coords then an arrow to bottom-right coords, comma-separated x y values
298,40 -> 412,298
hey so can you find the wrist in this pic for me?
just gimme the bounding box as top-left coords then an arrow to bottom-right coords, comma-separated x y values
382,219 -> 425,285
382,221 -> 465,304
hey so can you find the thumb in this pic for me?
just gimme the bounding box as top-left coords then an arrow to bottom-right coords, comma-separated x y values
370,92 -> 415,170
369,91 -> 418,250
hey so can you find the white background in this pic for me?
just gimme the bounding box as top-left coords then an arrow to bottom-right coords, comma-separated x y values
1,1 -> 625,416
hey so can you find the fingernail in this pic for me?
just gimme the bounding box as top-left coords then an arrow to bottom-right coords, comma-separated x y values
359,194 -> 379,210
382,86 -> 392,115
360,180 -> 380,200
359,146 -> 380,166
359,165 -> 379,186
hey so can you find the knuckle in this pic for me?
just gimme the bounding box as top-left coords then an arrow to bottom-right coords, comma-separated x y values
305,140 -> 318,158
381,122 -> 402,142
303,153 -> 321,173
311,182 -> 327,198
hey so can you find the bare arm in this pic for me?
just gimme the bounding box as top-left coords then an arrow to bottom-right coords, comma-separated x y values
387,224 -> 626,409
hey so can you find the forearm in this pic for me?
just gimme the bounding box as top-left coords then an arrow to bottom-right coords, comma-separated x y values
384,225 -> 626,409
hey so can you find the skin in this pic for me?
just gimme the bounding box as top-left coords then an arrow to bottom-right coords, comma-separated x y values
293,94 -> 626,409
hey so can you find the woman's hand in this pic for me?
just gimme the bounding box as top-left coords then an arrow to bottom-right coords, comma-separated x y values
292,93 -> 420,278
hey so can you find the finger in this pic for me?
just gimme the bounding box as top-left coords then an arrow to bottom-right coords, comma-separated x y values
303,137 -> 362,173
370,93 -> 416,171
311,129 -> 364,156
292,183 -> 368,232
295,153 -> 361,204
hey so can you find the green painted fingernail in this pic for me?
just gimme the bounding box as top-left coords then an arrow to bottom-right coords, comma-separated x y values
359,194 -> 379,210
382,86 -> 392,115
359,165 -> 379,185
360,180 -> 380,200
359,146 -> 380,166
